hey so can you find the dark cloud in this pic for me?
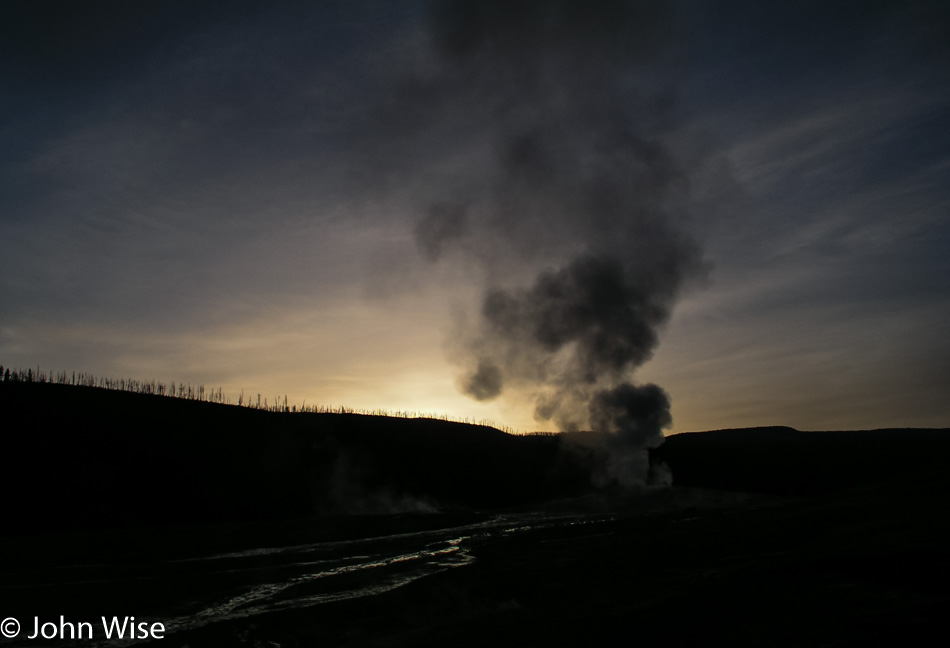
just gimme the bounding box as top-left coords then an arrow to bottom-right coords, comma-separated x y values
461,360 -> 503,402
590,382 -> 672,442
414,203 -> 468,262
476,254 -> 678,383
590,381 -> 672,486
369,0 -> 711,483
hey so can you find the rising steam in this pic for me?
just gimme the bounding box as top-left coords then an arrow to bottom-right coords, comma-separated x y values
388,1 -> 708,486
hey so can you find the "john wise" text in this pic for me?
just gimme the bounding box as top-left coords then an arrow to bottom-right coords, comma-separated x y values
25,616 -> 165,640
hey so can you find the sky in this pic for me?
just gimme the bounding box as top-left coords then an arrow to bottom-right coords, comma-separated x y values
2,0 -> 949,434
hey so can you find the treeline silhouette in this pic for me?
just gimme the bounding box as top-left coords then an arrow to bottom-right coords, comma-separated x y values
8,365 -> 942,538
1,377 -> 595,535
0,364 -> 517,433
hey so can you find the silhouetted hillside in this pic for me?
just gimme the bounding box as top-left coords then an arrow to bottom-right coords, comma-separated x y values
653,425 -> 950,495
7,379 -> 949,536
1,381 -> 591,533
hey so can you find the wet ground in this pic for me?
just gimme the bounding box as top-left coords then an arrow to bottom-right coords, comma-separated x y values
2,483 -> 948,647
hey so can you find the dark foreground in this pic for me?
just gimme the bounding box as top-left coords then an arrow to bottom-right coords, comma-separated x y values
2,476 -> 948,648
2,382 -> 949,646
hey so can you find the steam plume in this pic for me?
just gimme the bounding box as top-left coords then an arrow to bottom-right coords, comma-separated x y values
393,1 -> 708,485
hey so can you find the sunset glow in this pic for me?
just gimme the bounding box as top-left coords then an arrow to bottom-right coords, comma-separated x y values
2,0 -> 948,434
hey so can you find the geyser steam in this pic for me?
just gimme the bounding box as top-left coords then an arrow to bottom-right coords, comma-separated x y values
395,1 -> 708,485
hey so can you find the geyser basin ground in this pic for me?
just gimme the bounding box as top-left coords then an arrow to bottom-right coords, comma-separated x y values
2,381 -> 948,646
2,480 -> 947,648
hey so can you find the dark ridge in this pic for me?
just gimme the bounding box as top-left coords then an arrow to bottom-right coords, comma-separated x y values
653,425 -> 950,495
1,381 -> 593,534
678,425 -> 802,435
8,378 -> 949,535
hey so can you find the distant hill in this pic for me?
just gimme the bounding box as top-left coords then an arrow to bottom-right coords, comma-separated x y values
5,380 -> 948,534
1,381 -> 592,533
653,425 -> 950,495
